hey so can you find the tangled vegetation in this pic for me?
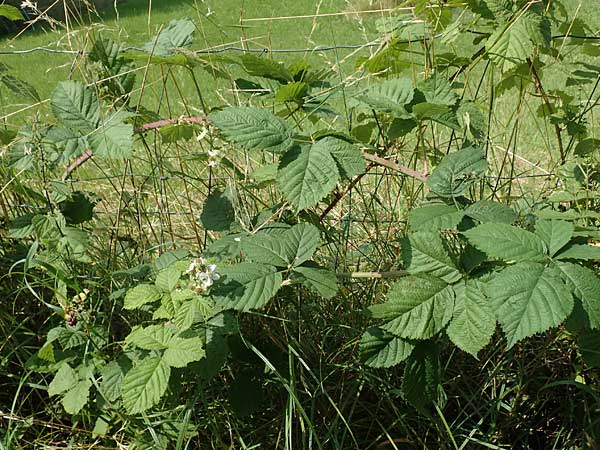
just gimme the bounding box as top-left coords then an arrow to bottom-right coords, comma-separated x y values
1,0 -> 600,448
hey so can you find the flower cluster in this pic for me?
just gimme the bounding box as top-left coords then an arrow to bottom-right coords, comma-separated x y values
186,257 -> 220,293
195,126 -> 221,167
64,289 -> 89,326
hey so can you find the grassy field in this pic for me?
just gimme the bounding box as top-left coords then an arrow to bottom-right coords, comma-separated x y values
0,0 -> 387,112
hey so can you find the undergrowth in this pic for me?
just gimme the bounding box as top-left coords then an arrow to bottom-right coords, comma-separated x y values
1,0 -> 600,449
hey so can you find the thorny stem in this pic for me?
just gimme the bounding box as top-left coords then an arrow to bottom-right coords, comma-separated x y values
63,116 -> 429,184
527,57 -> 565,164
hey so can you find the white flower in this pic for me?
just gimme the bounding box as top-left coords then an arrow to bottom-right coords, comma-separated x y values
186,258 -> 219,292
21,1 -> 37,10
208,149 -> 219,158
196,127 -> 209,142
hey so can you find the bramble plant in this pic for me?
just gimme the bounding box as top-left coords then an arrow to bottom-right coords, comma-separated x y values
2,0 -> 600,447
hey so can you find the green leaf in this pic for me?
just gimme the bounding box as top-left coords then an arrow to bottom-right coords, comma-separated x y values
556,262 -> 600,330
555,244 -> 600,261
277,144 -> 340,211
579,332 -> 600,367
402,342 -> 439,413
535,220 -> 573,257
242,235 -> 289,267
282,223 -> 320,267
464,200 -> 517,224
123,284 -> 163,310
214,263 -> 282,311
318,137 -> 366,179
358,77 -> 414,117
426,146 -> 487,198
464,223 -> 547,261
209,107 -> 292,153
60,191 -> 95,225
57,327 -> 86,350
360,328 -> 414,368
38,343 -> 55,362
62,379 -> 91,415
90,111 -> 133,159
293,266 -> 338,299
402,231 -> 462,283
457,101 -> 487,142
409,204 -> 464,231
159,123 -> 195,143
122,356 -> 171,414
275,81 -> 308,102
126,325 -> 174,350
239,54 -> 293,83
1,73 -> 40,102
251,163 -> 278,183
144,18 -> 195,56
162,336 -> 205,368
486,12 -> 549,71
200,190 -> 236,232
174,296 -> 213,331
447,282 -> 495,357
412,102 -> 451,120
486,262 -> 573,348
371,275 -> 454,340
101,360 -> 127,402
48,364 -> 78,396
0,5 -> 24,21
51,81 -> 99,131
417,73 -> 457,106
155,266 -> 181,292
242,223 -> 320,267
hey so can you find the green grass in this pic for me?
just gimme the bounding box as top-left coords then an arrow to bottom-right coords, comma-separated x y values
0,0 -> 386,114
